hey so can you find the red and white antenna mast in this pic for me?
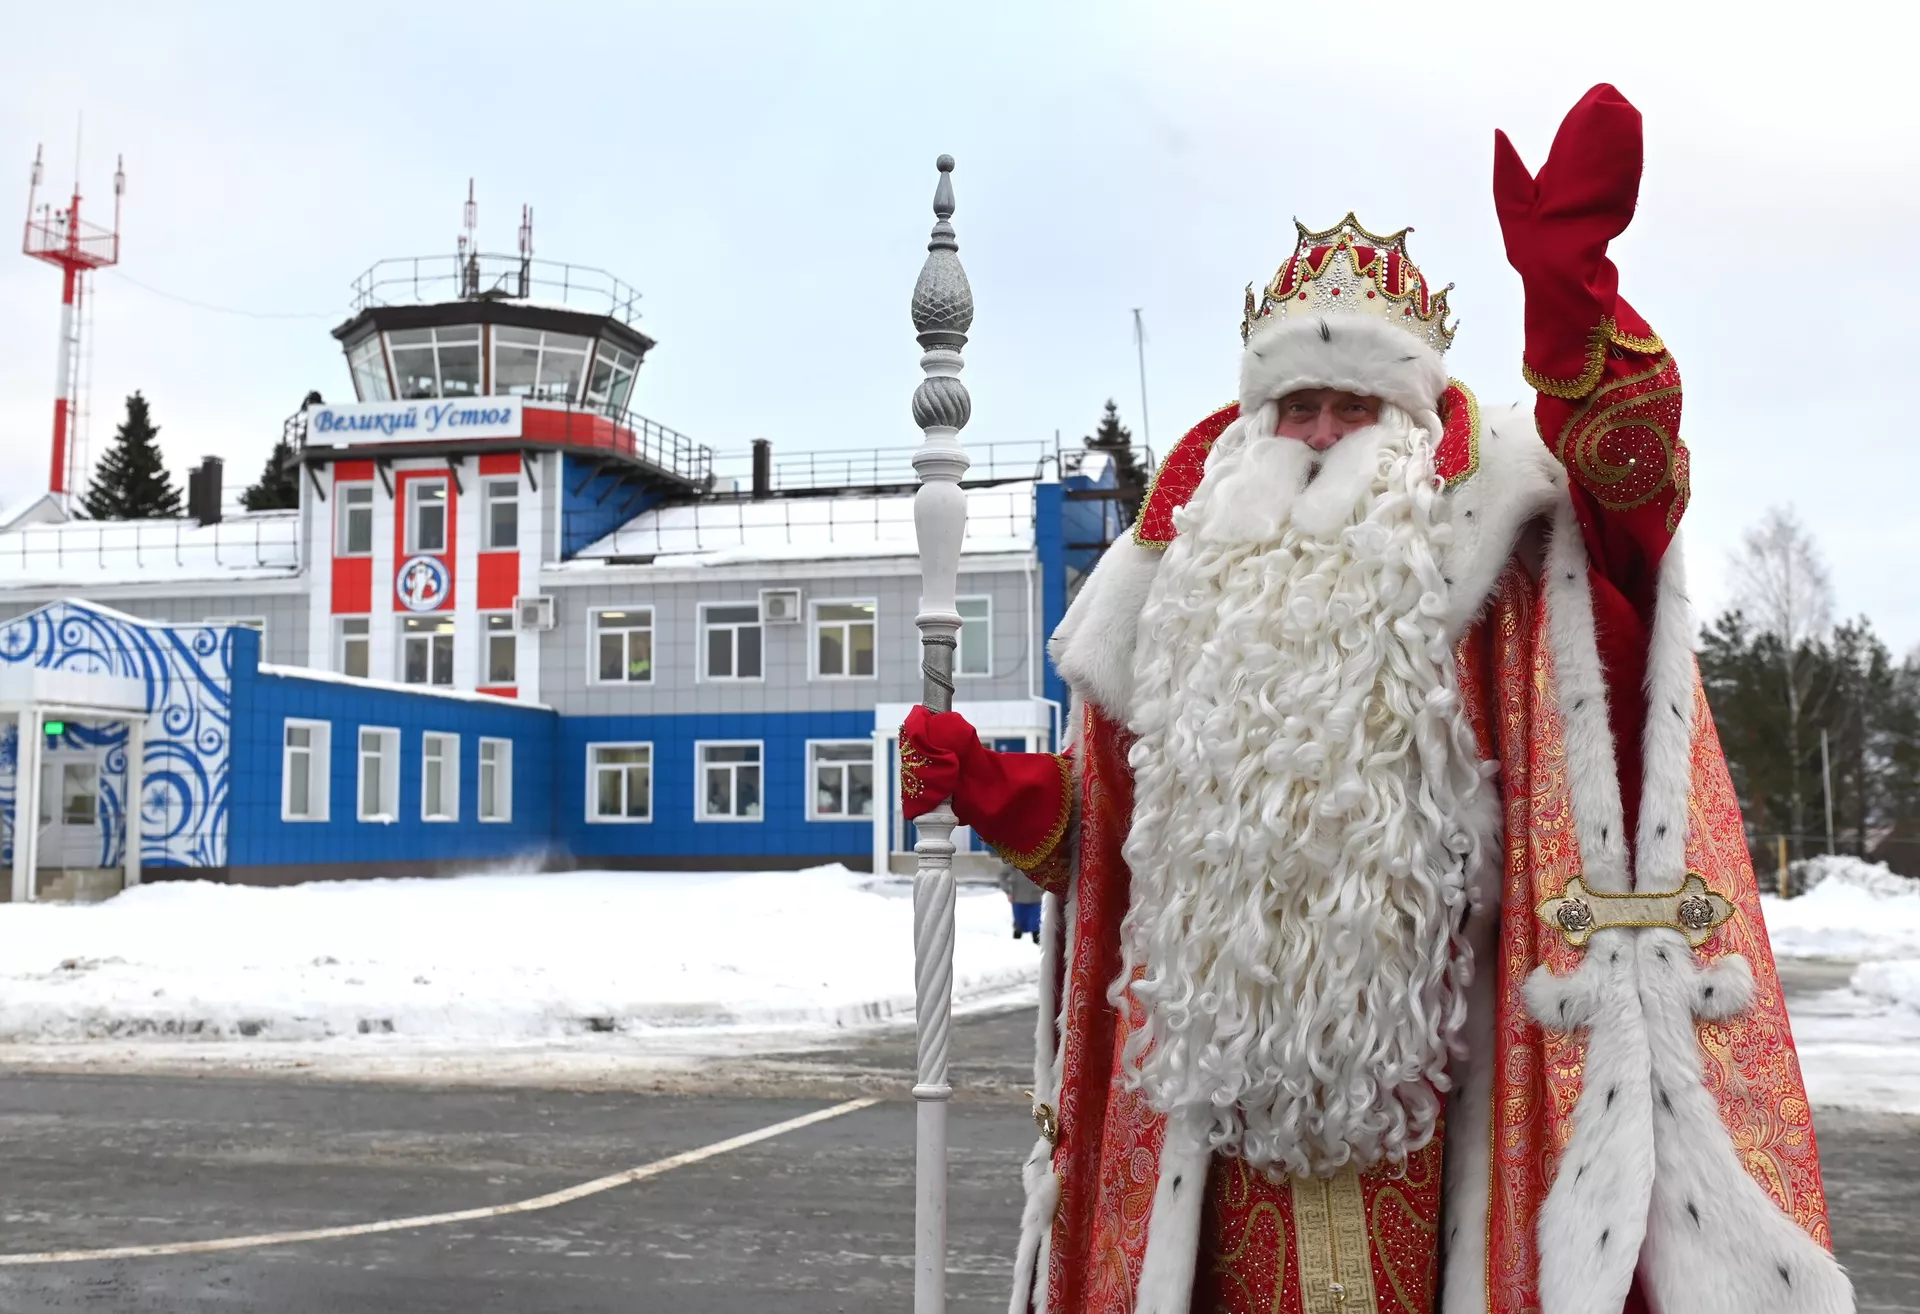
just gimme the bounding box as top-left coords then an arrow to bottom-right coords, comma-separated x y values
22,139 -> 124,503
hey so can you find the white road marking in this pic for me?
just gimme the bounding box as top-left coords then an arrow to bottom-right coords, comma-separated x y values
0,1096 -> 880,1266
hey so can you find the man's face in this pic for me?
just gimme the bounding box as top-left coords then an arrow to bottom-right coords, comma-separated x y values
1274,388 -> 1381,452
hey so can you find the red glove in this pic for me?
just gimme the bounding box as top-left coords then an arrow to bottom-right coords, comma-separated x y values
899,706 -> 1073,878
1493,83 -> 1659,395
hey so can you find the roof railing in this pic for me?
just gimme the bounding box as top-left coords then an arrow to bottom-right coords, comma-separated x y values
348,253 -> 645,326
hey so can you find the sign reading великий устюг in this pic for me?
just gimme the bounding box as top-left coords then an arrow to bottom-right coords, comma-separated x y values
307,397 -> 524,444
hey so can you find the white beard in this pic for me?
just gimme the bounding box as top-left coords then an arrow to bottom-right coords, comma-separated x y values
1116,403 -> 1491,1179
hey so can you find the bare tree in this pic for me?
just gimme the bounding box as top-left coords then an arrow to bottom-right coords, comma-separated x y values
1728,506 -> 1835,857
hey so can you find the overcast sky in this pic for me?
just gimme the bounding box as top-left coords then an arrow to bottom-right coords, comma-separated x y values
1,3 -> 1914,646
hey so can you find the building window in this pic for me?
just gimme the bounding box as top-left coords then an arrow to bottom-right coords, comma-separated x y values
478,738 -> 512,822
585,341 -> 640,417
388,325 -> 481,399
701,603 -> 762,681
698,741 -> 763,821
407,478 -> 449,554
493,327 -> 592,404
282,719 -> 330,821
337,483 -> 374,555
346,334 -> 392,402
594,608 -> 654,683
402,616 -> 455,686
589,743 -> 652,822
336,616 -> 370,678
808,741 -> 874,820
482,478 -> 518,550
957,596 -> 992,676
483,613 -> 516,686
421,732 -> 459,822
813,600 -> 877,679
357,727 -> 400,822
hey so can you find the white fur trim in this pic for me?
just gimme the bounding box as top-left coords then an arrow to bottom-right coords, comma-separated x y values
1240,314 -> 1448,420
1048,533 -> 1162,725
1636,936 -> 1854,1312
1439,787 -> 1505,1314
1634,536 -> 1696,892
1133,1107 -> 1211,1314
1011,880 -> 1075,1314
1436,401 -> 1565,642
1541,504 -> 1632,894
1528,938 -> 1657,1313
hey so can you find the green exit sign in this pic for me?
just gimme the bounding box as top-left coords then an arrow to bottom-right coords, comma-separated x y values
42,720 -> 65,736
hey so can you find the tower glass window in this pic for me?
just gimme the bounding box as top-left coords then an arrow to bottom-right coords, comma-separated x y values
346,334 -> 392,402
493,328 -> 592,404
387,326 -> 481,399
586,342 -> 640,416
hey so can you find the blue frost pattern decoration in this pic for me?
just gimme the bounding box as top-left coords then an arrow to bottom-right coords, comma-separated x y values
0,601 -> 233,870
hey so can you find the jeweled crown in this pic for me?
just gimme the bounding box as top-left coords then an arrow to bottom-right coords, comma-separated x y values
1240,214 -> 1456,354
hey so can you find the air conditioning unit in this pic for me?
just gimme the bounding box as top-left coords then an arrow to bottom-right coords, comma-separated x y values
514,594 -> 556,631
760,587 -> 802,624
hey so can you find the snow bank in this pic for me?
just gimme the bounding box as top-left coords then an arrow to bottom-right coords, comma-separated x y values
1796,853 -> 1918,899
0,867 -> 1039,1045
1853,959 -> 1920,1013
1761,869 -> 1920,960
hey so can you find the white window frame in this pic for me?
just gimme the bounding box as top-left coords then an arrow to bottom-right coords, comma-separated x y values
335,615 -> 371,678
281,718 -> 330,822
387,324 -> 481,399
406,477 -> 450,555
696,740 -> 764,823
356,726 -> 400,823
698,602 -> 764,683
336,482 -> 375,556
482,612 -> 517,687
491,327 -> 593,405
956,595 -> 993,677
805,739 -> 876,821
587,742 -> 654,824
592,607 -> 656,685
481,477 -> 519,551
478,737 -> 513,823
401,615 -> 455,686
420,731 -> 460,822
810,598 -> 878,681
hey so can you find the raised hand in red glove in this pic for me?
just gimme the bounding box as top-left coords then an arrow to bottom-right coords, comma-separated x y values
1493,83 -> 1660,396
899,705 -> 1074,887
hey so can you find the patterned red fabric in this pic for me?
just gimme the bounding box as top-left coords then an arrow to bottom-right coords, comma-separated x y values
1047,703 -> 1139,1314
1479,564 -> 1833,1313
897,706 -> 1072,878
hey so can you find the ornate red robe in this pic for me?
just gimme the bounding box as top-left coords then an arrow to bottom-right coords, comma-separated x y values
1000,376 -> 1847,1313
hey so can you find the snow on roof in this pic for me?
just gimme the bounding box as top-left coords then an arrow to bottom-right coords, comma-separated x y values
563,481 -> 1036,569
0,512 -> 299,588
256,662 -> 552,710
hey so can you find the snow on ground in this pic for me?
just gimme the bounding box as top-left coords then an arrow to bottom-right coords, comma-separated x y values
1760,857 -> 1920,1114
0,867 -> 1039,1054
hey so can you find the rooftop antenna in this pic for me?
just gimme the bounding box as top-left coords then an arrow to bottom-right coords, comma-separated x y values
517,203 -> 533,298
22,132 -> 124,504
459,178 -> 478,298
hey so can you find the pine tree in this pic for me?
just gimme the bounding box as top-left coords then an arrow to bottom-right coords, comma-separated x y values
1081,399 -> 1149,524
82,392 -> 182,520
241,437 -> 299,511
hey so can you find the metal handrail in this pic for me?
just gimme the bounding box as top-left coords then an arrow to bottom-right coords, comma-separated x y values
349,253 -> 645,326
0,510 -> 299,575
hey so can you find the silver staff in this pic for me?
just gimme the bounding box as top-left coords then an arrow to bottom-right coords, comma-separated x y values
908,153 -> 971,1314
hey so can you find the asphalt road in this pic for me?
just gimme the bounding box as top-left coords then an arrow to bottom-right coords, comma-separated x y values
0,974 -> 1912,1313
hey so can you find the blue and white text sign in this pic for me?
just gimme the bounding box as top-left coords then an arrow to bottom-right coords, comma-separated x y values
310,397 -> 524,445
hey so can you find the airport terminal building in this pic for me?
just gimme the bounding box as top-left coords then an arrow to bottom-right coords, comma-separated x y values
0,247 -> 1126,897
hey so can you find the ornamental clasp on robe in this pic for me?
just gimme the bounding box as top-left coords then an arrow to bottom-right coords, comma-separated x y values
1535,872 -> 1736,949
